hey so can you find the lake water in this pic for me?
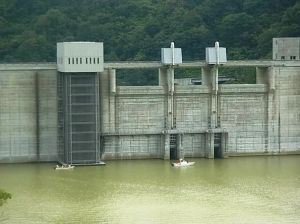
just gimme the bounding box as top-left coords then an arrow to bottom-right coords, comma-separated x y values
0,156 -> 300,223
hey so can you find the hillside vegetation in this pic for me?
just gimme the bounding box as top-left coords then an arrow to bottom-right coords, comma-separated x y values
0,0 -> 299,83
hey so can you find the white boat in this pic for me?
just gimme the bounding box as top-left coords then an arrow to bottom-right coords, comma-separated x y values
55,164 -> 75,170
172,159 -> 195,167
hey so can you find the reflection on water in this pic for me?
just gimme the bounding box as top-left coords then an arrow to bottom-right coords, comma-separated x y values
0,156 -> 300,223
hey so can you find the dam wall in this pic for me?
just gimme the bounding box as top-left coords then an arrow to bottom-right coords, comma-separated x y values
219,84 -> 268,154
99,62 -> 300,160
0,61 -> 300,162
276,67 -> 300,152
0,67 -> 57,162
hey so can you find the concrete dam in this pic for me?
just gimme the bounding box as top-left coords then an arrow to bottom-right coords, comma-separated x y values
0,38 -> 300,164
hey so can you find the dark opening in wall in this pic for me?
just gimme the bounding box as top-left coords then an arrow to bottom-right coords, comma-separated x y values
174,68 -> 201,79
174,68 -> 202,85
170,134 -> 177,160
218,67 -> 256,84
174,67 -> 256,85
214,133 -> 222,158
116,69 -> 158,86
170,147 -> 177,160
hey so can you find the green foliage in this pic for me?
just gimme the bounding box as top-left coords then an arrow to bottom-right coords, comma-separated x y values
219,67 -> 256,84
117,69 -> 158,86
0,0 -> 298,84
0,189 -> 11,206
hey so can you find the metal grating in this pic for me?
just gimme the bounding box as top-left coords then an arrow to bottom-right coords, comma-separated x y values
57,73 -> 100,164
170,134 -> 177,148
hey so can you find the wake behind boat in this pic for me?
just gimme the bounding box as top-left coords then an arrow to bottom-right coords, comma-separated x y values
172,159 -> 195,167
55,164 -> 75,170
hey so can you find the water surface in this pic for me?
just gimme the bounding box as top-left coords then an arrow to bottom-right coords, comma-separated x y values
1,156 -> 300,223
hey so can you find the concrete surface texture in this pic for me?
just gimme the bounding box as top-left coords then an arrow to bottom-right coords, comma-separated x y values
273,37 -> 300,60
0,61 -> 300,163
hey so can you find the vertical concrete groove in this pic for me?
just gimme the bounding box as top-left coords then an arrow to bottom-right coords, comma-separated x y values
95,73 -> 100,161
278,68 -> 281,153
35,72 -> 40,161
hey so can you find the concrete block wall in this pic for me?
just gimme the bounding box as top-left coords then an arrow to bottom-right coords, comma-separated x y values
276,67 -> 300,153
0,69 -> 58,163
0,71 -> 37,162
100,85 -> 165,159
175,86 -> 210,131
102,135 -> 163,159
174,86 -> 209,158
116,87 -> 165,133
219,85 -> 268,154
37,70 -> 58,161
181,134 -> 206,157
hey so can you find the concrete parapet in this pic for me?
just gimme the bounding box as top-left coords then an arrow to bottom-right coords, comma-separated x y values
117,86 -> 164,96
219,84 -> 268,93
175,86 -> 210,94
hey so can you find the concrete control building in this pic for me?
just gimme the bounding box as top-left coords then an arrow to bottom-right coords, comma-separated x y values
0,38 -> 300,164
273,37 -> 300,60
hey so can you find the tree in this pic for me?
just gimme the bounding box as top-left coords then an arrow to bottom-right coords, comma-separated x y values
0,189 -> 11,206
0,0 -> 298,83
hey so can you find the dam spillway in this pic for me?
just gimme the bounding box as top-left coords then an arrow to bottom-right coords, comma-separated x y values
1,38 -> 300,164
0,60 -> 300,163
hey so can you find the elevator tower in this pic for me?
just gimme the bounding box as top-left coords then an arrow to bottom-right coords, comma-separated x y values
57,42 -> 104,164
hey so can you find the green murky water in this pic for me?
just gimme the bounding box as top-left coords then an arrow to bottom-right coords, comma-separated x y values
1,156 -> 300,223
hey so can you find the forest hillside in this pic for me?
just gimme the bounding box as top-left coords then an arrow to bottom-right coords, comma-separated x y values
0,0 -> 299,83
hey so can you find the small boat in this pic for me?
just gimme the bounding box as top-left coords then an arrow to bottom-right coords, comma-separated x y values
172,159 -> 195,167
55,164 -> 75,170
